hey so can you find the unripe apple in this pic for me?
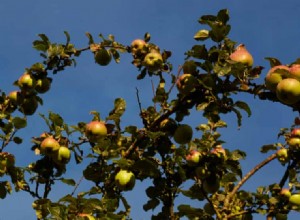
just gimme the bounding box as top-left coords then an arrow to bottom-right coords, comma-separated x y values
143,52 -> 163,72
94,49 -> 112,66
8,90 -> 23,105
176,74 -> 198,95
289,194 -> 300,206
85,121 -> 108,142
115,170 -> 135,191
280,188 -> 291,198
229,44 -> 253,67
289,64 -> 300,80
265,65 -> 289,92
18,73 -> 36,90
159,118 -> 177,136
40,137 -> 60,155
35,77 -> 51,94
186,150 -> 201,166
53,146 -> 71,164
20,96 -> 38,115
131,39 -> 146,55
173,124 -> 193,145
276,148 -> 289,164
288,137 -> 300,150
276,78 -> 300,105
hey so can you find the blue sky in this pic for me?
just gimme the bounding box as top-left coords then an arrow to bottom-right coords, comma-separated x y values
1,0 -> 300,219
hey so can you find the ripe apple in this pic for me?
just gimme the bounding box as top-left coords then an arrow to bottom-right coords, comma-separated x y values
115,170 -> 135,191
288,137 -> 300,150
173,124 -> 193,145
159,118 -> 177,136
176,74 -> 198,95
131,39 -> 146,55
211,145 -> 227,159
276,78 -> 300,105
20,96 -> 38,115
94,49 -> 112,66
53,146 -> 71,164
8,90 -> 23,105
85,121 -> 108,142
40,137 -> 60,155
276,148 -> 289,164
18,73 -> 36,90
35,77 -> 51,93
143,52 -> 163,72
289,64 -> 300,80
289,194 -> 300,206
280,188 -> 291,198
265,65 -> 289,91
291,128 -> 300,137
229,44 -> 253,67
186,150 -> 201,166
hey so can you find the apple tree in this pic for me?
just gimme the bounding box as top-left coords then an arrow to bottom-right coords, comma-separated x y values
1,8 -> 300,220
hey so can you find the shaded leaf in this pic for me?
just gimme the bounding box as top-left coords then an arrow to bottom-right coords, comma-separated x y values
12,117 -> 27,129
234,101 -> 251,117
60,178 -> 76,186
143,198 -> 160,211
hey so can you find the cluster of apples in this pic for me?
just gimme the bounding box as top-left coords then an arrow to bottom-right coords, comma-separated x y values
265,64 -> 300,105
39,135 -> 71,165
280,188 -> 300,207
5,72 -> 51,115
131,39 -> 164,72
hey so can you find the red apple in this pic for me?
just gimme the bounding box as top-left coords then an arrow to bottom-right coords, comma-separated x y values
143,52 -> 163,72
280,188 -> 291,198
85,121 -> 108,142
291,128 -> 300,137
115,170 -> 135,191
289,64 -> 300,80
131,39 -> 146,55
288,137 -> 300,150
276,78 -> 300,105
211,145 -> 227,159
229,44 -> 253,67
186,150 -> 201,166
40,137 -> 60,155
18,73 -> 36,90
173,124 -> 193,145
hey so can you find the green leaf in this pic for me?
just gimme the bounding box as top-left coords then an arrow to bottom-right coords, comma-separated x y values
230,149 -> 247,161
64,31 -> 71,46
194,30 -> 210,41
107,98 -> 126,126
143,198 -> 160,211
232,108 -> 242,127
49,112 -> 64,127
234,101 -> 251,117
60,178 -> 76,186
13,136 -> 22,144
85,32 -> 94,44
265,57 -> 281,67
217,9 -> 230,24
132,159 -> 160,178
260,144 -> 278,153
12,117 -> 27,129
177,204 -> 205,219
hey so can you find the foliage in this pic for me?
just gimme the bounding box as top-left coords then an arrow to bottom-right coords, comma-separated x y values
1,8 -> 300,220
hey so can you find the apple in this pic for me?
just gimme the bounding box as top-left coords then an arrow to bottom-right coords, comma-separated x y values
280,188 -> 291,198
52,146 -> 71,164
20,96 -> 38,115
289,64 -> 300,80
276,148 -> 289,164
291,128 -> 300,137
85,121 -> 108,142
211,145 -> 227,159
265,65 -> 290,91
115,170 -> 135,191
159,118 -> 177,136
289,194 -> 300,206
176,74 -> 198,95
288,137 -> 300,150
143,52 -> 163,72
40,137 -> 60,155
35,77 -> 51,93
94,49 -> 112,66
18,73 -> 36,90
131,39 -> 146,55
186,150 -> 201,166
229,44 -> 253,67
8,90 -> 23,105
173,124 -> 193,145
276,78 -> 300,105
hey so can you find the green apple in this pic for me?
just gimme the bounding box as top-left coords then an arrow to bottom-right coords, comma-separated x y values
289,194 -> 300,206
40,137 -> 60,155
288,137 -> 300,150
35,77 -> 51,93
20,96 -> 38,115
265,65 -> 289,91
53,146 -> 71,164
176,74 -> 198,95
186,150 -> 201,166
276,148 -> 289,164
8,90 -> 23,105
159,118 -> 177,136
18,73 -> 36,90
173,124 -> 193,145
94,49 -> 112,66
143,52 -> 163,72
276,78 -> 300,105
229,44 -> 253,66
289,64 -> 300,80
85,121 -> 108,142
131,39 -> 146,55
115,170 -> 135,191
280,188 -> 291,198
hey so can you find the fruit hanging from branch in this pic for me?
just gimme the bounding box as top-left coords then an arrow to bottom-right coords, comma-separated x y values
229,44 -> 253,67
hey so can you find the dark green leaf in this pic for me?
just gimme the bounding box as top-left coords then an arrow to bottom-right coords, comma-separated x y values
64,31 -> 71,46
265,57 -> 281,67
143,198 -> 160,211
85,32 -> 94,44
260,144 -> 278,153
12,117 -> 27,129
49,112 -> 64,127
234,101 -> 251,117
13,136 -> 22,144
60,178 -> 76,186
217,9 -> 230,24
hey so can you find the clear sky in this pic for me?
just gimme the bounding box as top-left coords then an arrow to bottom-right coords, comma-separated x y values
1,0 -> 300,219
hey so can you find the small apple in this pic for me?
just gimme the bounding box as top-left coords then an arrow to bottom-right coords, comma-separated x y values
53,146 -> 71,164
18,73 -> 36,90
276,78 -> 300,105
186,150 -> 201,166
8,90 -> 23,105
276,148 -> 289,164
288,137 -> 300,150
159,118 -> 177,136
229,44 -> 253,67
173,124 -> 193,145
85,121 -> 108,142
94,49 -> 112,66
280,188 -> 291,198
143,52 -> 163,72
176,74 -> 198,95
265,65 -> 290,91
115,170 -> 135,191
291,128 -> 300,138
35,77 -> 51,93
40,137 -> 60,155
289,64 -> 300,80
289,194 -> 300,206
131,39 -> 146,55
20,96 -> 38,115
